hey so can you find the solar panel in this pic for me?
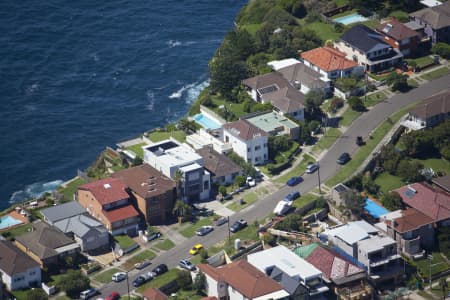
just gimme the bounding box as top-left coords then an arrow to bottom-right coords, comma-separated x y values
334,184 -> 347,193
404,189 -> 415,198
258,84 -> 278,95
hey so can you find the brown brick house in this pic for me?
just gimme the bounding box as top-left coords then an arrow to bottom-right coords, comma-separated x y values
112,164 -> 176,225
375,18 -> 421,57
77,178 -> 139,236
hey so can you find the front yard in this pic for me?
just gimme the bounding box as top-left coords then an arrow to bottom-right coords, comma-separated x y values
364,91 -> 387,107
227,192 -> 259,211
412,252 -> 450,278
312,127 -> 342,155
274,153 -> 315,184
136,269 -> 178,293
180,217 -> 214,238
114,235 -> 136,249
122,250 -> 156,271
154,238 -> 175,251
420,66 -> 450,81
93,268 -> 123,284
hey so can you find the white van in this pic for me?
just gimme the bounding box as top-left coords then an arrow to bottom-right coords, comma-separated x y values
273,201 -> 292,216
80,288 -> 98,300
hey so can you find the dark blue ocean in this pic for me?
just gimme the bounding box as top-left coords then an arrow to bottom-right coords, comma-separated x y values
0,0 -> 245,209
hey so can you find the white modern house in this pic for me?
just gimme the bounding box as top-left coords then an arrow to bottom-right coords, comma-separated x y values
0,240 -> 41,291
222,119 -> 269,165
143,138 -> 210,202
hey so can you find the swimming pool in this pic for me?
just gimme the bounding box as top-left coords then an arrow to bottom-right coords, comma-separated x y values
365,198 -> 389,218
334,13 -> 368,25
0,215 -> 23,230
194,113 -> 221,130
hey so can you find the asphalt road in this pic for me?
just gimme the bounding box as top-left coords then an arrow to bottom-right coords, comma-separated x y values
99,74 -> 450,298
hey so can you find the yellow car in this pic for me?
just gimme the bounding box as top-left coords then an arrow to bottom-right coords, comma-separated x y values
189,244 -> 203,255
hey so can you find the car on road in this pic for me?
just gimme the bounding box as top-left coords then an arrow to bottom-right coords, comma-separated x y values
336,152 -> 351,165
230,219 -> 247,233
284,191 -> 300,202
135,259 -> 152,270
189,244 -> 204,255
179,259 -> 196,271
286,176 -> 303,186
151,264 -> 168,276
105,292 -> 120,300
132,272 -> 153,287
273,200 -> 293,216
195,225 -> 214,236
356,136 -> 364,146
305,163 -> 319,174
111,272 -> 127,282
80,288 -> 99,300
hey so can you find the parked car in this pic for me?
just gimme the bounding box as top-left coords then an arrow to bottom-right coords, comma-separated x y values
80,288 -> 99,300
246,176 -> 256,187
189,244 -> 204,255
214,216 -> 228,226
336,152 -> 351,165
105,292 -> 120,300
133,272 -> 153,287
356,136 -> 364,146
146,231 -> 161,242
305,163 -> 319,174
135,259 -> 152,270
179,259 -> 196,271
286,176 -> 303,186
284,191 -> 300,202
111,272 -> 127,282
230,219 -> 247,233
273,200 -> 293,216
151,264 -> 168,276
195,225 -> 214,236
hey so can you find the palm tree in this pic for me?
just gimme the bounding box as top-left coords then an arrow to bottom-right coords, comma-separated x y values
172,200 -> 192,224
174,170 -> 184,201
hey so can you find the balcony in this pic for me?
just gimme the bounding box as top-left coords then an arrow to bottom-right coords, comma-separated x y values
369,254 -> 401,267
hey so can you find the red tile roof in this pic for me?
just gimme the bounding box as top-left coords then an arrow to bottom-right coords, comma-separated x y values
376,18 -> 419,41
394,183 -> 450,222
142,288 -> 168,300
386,208 -> 434,233
198,260 -> 284,299
102,204 -> 139,223
301,47 -> 358,72
79,178 -> 129,205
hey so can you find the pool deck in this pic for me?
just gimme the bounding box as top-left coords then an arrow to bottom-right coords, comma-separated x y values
0,211 -> 29,232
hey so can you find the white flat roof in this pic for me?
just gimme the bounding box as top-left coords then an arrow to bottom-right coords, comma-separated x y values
179,162 -> 203,173
324,223 -> 369,245
358,236 -> 396,253
267,58 -> 301,71
247,246 -> 322,280
420,0 -> 442,7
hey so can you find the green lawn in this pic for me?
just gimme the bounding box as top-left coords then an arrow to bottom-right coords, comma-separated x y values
302,21 -> 342,41
364,91 -> 387,107
136,269 -> 178,293
1,223 -> 32,238
114,235 -> 136,249
122,250 -> 156,271
374,172 -> 405,194
406,55 -> 434,69
180,217 -> 214,238
147,130 -> 186,143
227,192 -> 259,211
154,238 -> 175,251
412,157 -> 450,174
210,96 -> 247,118
340,107 -> 363,127
274,141 -> 299,164
125,143 -> 146,159
292,193 -> 317,209
312,127 -> 342,155
421,67 -> 450,81
335,0 -> 349,6
57,177 -> 87,202
275,153 -> 315,184
407,78 -> 419,88
413,252 -> 450,278
93,268 -> 122,284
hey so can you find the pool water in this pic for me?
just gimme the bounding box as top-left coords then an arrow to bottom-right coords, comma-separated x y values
365,198 -> 389,218
334,13 -> 368,25
0,215 -> 23,230
194,113 -> 221,130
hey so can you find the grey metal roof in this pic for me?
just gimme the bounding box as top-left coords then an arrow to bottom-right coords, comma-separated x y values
340,25 -> 390,53
269,266 -> 303,295
54,214 -> 106,238
40,201 -> 86,223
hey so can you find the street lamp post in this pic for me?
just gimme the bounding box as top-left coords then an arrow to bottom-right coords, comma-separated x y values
317,162 -> 322,194
428,254 -> 433,289
126,271 -> 130,300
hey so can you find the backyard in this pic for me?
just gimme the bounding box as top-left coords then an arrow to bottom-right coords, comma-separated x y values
125,142 -> 146,159
374,172 -> 405,194
57,177 -> 87,202
147,130 -> 186,143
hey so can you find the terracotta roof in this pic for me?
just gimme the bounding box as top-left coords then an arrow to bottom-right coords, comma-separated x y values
112,164 -> 176,199
301,47 -> 358,72
102,204 -> 139,223
410,1 -> 450,29
142,288 -> 168,300
198,260 -> 284,299
0,240 -> 40,276
409,89 -> 450,120
386,208 -> 434,233
432,175 -> 450,193
394,182 -> 450,222
223,119 -> 268,141
196,146 -> 242,178
375,18 -> 419,41
79,178 -> 129,205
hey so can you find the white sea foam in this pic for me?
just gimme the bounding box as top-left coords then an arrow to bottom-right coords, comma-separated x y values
9,180 -> 64,204
167,40 -> 182,48
25,83 -> 40,96
186,80 -> 209,104
146,90 -> 155,111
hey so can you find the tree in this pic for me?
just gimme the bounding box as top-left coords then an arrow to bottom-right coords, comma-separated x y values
348,96 -> 366,112
268,135 -> 292,160
55,270 -> 90,299
172,200 -> 192,223
379,145 -> 401,174
26,289 -> 48,300
234,175 -> 246,188
305,90 -> 325,118
431,42 -> 450,59
176,270 -> 192,290
193,271 -> 206,293
362,176 -> 380,195
218,185 -> 227,197
174,170 -> 184,200
342,189 -> 366,218
274,214 -> 304,232
386,71 -> 409,92
381,191 -> 404,211
199,248 -> 209,263
396,160 -> 424,182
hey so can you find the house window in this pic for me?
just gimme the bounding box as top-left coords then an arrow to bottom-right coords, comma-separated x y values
255,145 -> 261,151
255,157 -> 260,162
225,135 -> 229,143
203,180 -> 209,190
264,143 -> 268,147
264,154 -> 267,159
247,147 -> 251,152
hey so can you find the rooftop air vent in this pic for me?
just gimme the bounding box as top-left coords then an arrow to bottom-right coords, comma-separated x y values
104,183 -> 111,189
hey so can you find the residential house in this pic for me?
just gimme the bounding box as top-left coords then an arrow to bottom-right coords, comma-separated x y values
14,220 -> 80,268
375,18 -> 421,57
186,128 -> 232,154
330,183 -> 350,208
244,111 -> 300,140
196,146 -> 242,186
142,288 -> 168,300
143,139 -> 210,202
293,243 -> 371,300
112,164 -> 177,225
247,246 -> 329,298
222,119 -> 269,165
0,240 -> 41,291
432,174 -> 450,193
394,182 -> 450,226
77,178 -> 140,236
40,201 -> 110,253
335,24 -> 403,72
402,89 -> 450,130
300,46 -> 364,80
198,260 -> 289,300
242,71 -> 306,121
409,1 -> 450,44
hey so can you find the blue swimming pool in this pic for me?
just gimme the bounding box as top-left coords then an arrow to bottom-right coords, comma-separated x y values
334,13 -> 368,25
365,198 -> 389,218
194,113 -> 221,130
0,215 -> 23,230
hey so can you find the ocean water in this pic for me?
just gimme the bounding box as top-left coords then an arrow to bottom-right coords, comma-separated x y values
0,0 -> 245,209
